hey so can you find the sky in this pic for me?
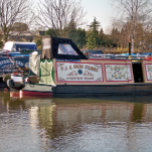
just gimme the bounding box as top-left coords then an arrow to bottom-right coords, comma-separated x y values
81,0 -> 116,34
34,0 -> 117,34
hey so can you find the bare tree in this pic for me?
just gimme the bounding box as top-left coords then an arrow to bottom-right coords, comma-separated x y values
114,0 -> 152,53
0,0 -> 31,42
37,0 -> 85,30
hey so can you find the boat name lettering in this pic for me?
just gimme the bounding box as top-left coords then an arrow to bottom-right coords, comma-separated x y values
0,59 -> 10,65
0,59 -> 24,67
84,65 -> 98,72
15,61 -> 24,66
60,64 -> 99,72
67,77 -> 94,80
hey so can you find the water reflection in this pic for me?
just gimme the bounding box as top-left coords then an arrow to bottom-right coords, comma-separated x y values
1,92 -> 152,152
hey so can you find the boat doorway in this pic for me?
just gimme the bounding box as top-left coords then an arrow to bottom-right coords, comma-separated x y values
132,62 -> 143,83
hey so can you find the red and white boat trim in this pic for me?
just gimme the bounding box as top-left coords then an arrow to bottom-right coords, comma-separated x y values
21,83 -> 53,97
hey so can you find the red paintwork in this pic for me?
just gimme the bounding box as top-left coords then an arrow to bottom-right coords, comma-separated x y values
22,90 -> 53,97
145,57 -> 152,61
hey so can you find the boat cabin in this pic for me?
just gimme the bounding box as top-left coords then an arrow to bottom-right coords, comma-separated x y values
36,36 -> 152,86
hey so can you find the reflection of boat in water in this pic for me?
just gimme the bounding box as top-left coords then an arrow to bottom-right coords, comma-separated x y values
36,98 -> 152,141
2,90 -> 152,152
7,36 -> 152,97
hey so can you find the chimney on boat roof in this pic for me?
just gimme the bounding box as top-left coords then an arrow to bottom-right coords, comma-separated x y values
41,36 -> 52,59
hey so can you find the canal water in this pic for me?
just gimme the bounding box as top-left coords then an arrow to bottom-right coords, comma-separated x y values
1,92 -> 152,152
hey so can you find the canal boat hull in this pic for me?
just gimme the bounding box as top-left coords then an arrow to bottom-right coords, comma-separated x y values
52,83 -> 152,97
21,83 -> 53,97
19,83 -> 152,98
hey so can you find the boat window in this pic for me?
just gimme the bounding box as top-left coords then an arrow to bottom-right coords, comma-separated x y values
15,44 -> 37,52
58,44 -> 78,56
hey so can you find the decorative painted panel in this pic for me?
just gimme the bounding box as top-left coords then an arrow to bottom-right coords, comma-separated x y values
39,60 -> 55,85
105,64 -> 132,82
56,62 -> 103,83
145,64 -> 152,81
0,56 -> 29,76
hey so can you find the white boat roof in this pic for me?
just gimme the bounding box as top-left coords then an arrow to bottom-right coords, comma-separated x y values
3,41 -> 36,51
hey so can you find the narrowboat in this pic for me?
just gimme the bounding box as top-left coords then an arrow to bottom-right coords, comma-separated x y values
18,36 -> 152,97
0,42 -> 32,91
3,36 -> 152,97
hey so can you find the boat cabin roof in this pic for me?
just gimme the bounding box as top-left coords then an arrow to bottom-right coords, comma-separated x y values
3,41 -> 37,52
41,36 -> 87,60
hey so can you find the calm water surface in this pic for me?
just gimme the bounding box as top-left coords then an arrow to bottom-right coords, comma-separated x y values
1,92 -> 152,152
